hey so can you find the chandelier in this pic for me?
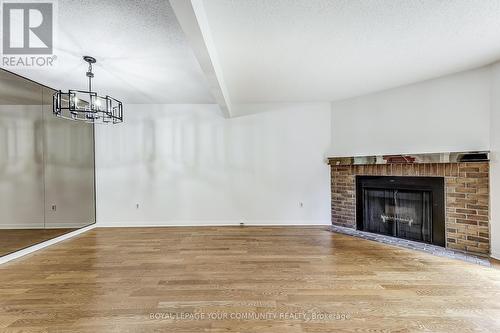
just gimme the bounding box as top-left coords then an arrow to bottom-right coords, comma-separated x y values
53,56 -> 123,124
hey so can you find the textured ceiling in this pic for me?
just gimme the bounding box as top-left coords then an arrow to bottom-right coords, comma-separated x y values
202,0 -> 500,103
5,0 -> 500,109
7,0 -> 215,104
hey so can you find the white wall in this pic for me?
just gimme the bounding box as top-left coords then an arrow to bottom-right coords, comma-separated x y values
95,103 -> 331,226
490,62 -> 500,259
330,67 -> 491,156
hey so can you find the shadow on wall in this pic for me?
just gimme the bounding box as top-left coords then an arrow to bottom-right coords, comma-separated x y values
95,104 -> 332,224
98,105 -> 295,192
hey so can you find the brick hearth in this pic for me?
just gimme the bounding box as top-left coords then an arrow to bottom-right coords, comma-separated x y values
328,161 -> 490,256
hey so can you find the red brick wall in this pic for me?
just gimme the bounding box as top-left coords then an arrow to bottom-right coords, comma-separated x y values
329,162 -> 490,256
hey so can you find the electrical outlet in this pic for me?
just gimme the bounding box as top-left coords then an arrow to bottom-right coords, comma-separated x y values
51,204 -> 57,211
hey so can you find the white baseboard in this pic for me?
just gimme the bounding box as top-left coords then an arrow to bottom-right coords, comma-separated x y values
0,223 -> 94,229
97,220 -> 330,228
0,224 -> 96,265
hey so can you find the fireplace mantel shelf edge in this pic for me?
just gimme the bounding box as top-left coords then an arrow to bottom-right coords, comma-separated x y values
327,151 -> 489,166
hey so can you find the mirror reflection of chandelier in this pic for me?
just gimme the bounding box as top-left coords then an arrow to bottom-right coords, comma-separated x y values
53,56 -> 123,124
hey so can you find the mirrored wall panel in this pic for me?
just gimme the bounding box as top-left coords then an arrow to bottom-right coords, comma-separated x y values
0,69 -> 95,257
42,87 -> 96,229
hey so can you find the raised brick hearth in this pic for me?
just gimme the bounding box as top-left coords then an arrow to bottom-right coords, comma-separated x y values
328,160 -> 490,256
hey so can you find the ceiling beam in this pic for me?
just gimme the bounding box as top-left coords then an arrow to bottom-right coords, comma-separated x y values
170,0 -> 232,118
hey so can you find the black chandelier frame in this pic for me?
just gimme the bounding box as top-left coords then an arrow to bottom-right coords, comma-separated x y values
53,56 -> 123,124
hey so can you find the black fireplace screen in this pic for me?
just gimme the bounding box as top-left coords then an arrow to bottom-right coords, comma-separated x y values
356,176 -> 445,246
363,189 -> 432,243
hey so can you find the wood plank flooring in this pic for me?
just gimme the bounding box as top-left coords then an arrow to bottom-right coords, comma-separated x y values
0,228 -> 75,257
0,226 -> 499,332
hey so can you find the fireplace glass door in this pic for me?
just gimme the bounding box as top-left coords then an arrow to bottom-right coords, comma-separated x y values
356,176 -> 445,247
362,189 -> 432,243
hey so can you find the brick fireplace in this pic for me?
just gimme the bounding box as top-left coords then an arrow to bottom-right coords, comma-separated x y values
328,153 -> 490,256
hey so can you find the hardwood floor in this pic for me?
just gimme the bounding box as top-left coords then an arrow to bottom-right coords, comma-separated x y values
491,257 -> 500,269
0,226 -> 499,332
0,228 -> 75,257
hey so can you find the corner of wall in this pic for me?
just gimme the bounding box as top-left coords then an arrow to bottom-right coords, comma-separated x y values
489,61 -> 500,259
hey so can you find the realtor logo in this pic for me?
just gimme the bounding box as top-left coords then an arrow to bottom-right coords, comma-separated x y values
2,2 -> 53,54
1,0 -> 57,67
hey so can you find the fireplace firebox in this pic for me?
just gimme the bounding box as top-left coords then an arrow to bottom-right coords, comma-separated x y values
356,176 -> 445,247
